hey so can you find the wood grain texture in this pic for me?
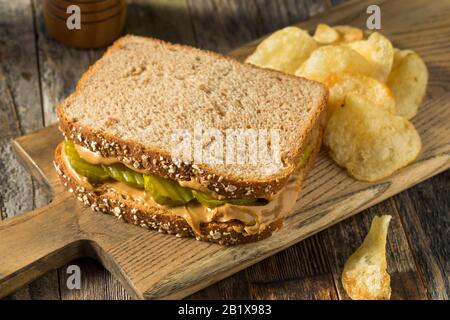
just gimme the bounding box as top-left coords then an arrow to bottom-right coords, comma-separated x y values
0,0 -> 60,300
58,258 -> 131,300
190,235 -> 339,300
0,194 -> 84,298
32,0 -> 103,125
0,0 -> 41,219
187,0 -> 330,53
394,173 -> 450,299
244,236 -> 338,300
125,0 -> 196,45
188,271 -> 251,300
1,0 -> 449,300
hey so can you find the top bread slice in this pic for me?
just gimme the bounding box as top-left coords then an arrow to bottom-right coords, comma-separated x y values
57,35 -> 328,198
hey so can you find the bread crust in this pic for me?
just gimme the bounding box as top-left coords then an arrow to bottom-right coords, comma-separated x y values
54,128 -> 322,245
56,35 -> 328,199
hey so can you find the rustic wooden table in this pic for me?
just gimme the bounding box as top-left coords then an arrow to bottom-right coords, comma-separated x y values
1,0 -> 448,300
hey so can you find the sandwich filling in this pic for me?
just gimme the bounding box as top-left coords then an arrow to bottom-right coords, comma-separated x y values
61,129 -> 318,235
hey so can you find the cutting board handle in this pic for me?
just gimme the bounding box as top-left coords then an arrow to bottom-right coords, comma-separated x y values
0,195 -> 84,298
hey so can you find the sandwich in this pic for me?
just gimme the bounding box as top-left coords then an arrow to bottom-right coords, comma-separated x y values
54,35 -> 328,245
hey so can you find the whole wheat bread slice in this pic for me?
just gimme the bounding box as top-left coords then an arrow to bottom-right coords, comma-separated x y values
54,127 -> 322,244
57,35 -> 327,198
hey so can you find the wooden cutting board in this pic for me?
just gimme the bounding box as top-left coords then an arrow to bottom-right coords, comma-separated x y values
1,0 -> 449,299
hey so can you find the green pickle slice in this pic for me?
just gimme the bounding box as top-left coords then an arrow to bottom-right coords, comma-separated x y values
64,141 -> 110,182
191,190 -> 224,208
144,174 -> 194,206
103,163 -> 145,189
298,144 -> 312,168
192,190 -> 259,208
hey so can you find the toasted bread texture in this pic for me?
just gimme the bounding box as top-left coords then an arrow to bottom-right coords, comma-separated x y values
54,128 -> 322,245
57,35 -> 327,199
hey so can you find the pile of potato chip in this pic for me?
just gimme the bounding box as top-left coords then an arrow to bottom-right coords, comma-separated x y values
246,24 -> 428,182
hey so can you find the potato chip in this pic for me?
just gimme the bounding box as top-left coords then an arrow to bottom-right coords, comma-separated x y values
324,94 -> 421,182
313,23 -> 340,44
333,25 -> 364,42
391,48 -> 413,69
295,45 -> 375,82
347,32 -> 394,82
387,50 -> 428,119
324,73 -> 395,118
245,26 -> 317,74
342,215 -> 392,300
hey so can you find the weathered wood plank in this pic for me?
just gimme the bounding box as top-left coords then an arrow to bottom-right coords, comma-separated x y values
244,236 -> 339,299
0,0 -> 43,134
125,0 -> 196,45
32,0 -> 104,126
0,0 -> 59,300
189,235 -> 340,300
187,0 -> 330,53
186,272 -> 251,299
0,0 -> 40,218
57,262 -> 130,300
394,172 -> 450,299
58,258 -> 130,300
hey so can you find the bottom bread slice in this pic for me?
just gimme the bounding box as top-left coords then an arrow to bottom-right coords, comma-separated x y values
54,130 -> 322,245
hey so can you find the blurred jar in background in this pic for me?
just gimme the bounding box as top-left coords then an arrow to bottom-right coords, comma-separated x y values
43,0 -> 126,49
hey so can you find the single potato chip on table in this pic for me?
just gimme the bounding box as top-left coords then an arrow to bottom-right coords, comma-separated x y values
347,32 -> 394,82
324,94 -> 422,182
295,45 -> 375,82
245,26 -> 317,74
387,49 -> 428,119
324,72 -> 396,119
342,215 -> 392,300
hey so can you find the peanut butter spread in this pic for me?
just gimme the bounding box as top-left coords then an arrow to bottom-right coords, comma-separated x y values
61,146 -> 309,235
74,144 -> 118,165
